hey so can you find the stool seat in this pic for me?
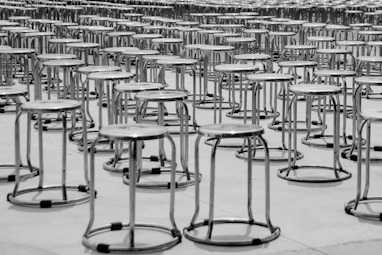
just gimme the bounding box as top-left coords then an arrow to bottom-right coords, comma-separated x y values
307,36 -> 335,42
198,123 -> 264,138
0,86 -> 28,96
358,30 -> 382,36
42,59 -> 85,67
184,44 -> 208,50
337,40 -> 366,46
99,123 -> 168,141
132,33 -> 162,40
360,109 -> 382,121
156,58 -> 198,66
135,90 -> 187,102
234,53 -> 271,61
86,26 -> 114,32
278,60 -> 317,67
226,37 -> 256,43
142,55 -> 180,61
289,84 -> 342,96
269,31 -> 296,36
213,33 -> 241,38
122,49 -> 159,56
0,45 -> 12,49
316,48 -> 352,54
325,24 -> 350,30
152,38 -> 183,44
37,54 -> 77,60
66,42 -> 100,48
367,41 -> 382,47
49,38 -> 82,44
285,44 -> 317,50
77,65 -> 121,74
107,31 -> 135,37
244,29 -> 269,34
103,46 -> 139,53
21,99 -> 81,112
0,48 -> 35,54
199,45 -> 235,52
355,76 -> 382,85
314,70 -> 356,77
24,31 -> 54,37
215,63 -> 258,73
357,56 -> 382,63
247,73 -> 294,82
114,82 -> 164,93
302,22 -> 327,28
87,71 -> 135,81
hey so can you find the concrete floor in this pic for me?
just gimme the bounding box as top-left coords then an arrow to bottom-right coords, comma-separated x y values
1,60 -> 382,255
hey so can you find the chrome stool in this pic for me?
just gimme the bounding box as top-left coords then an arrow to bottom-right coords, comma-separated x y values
278,84 -> 352,183
345,108 -> 382,220
0,86 -> 38,182
131,90 -> 198,189
66,42 -> 100,65
83,123 -> 181,253
184,123 -> 280,246
104,82 -> 165,172
7,99 -> 90,207
48,38 -> 82,54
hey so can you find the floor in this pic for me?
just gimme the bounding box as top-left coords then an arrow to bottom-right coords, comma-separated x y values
1,58 -> 382,255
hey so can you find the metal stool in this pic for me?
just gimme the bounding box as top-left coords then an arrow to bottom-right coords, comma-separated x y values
345,108 -> 382,220
48,38 -> 82,54
243,73 -> 303,161
103,82 -> 166,172
0,86 -> 38,182
131,90 -> 198,189
278,84 -> 352,183
66,42 -> 100,65
7,99 -> 90,207
83,123 -> 181,253
184,123 -> 280,246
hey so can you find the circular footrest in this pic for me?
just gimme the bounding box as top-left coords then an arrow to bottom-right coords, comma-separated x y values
103,154 -> 168,173
278,165 -> 352,183
236,146 -> 303,162
183,218 -> 280,246
0,164 -> 39,183
83,223 -> 181,253
345,197 -> 382,221
123,169 -> 201,189
268,120 -> 325,132
341,146 -> 382,162
7,184 -> 91,208
301,134 -> 354,148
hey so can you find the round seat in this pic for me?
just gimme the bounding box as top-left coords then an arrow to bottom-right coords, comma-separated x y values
87,71 -> 135,81
278,60 -> 317,68
99,123 -> 168,141
49,38 -> 82,44
247,73 -> 294,82
21,99 -> 81,113
0,86 -> 28,96
198,123 -> 264,138
289,84 -> 342,96
66,42 -> 100,49
234,53 -> 271,61
357,56 -> 382,63
103,46 -> 139,54
0,48 -> 35,54
156,58 -> 198,66
135,90 -> 187,102
121,49 -> 159,56
269,31 -> 296,37
316,48 -> 352,54
215,63 -> 258,73
355,76 -> 382,85
42,59 -> 85,68
37,54 -> 77,61
285,45 -> 316,50
314,70 -> 356,77
114,82 -> 165,93
76,65 -> 121,75
151,38 -> 183,44
132,33 -> 162,40
336,40 -> 366,46
199,45 -> 235,52
307,36 -> 335,42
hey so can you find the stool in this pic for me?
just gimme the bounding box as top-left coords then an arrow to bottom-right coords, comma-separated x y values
307,36 -> 335,49
214,63 -> 258,123
141,55 -> 180,83
183,123 -> 280,246
119,49 -> 159,82
104,82 -> 166,172
278,84 -> 352,183
106,31 -> 135,48
345,108 -> 382,220
48,38 -> 82,54
66,42 -> 100,65
101,46 -> 139,66
81,71 -> 135,152
83,123 -> 181,253
277,60 -> 317,85
0,86 -> 38,182
342,76 -> 382,162
233,53 -> 272,72
151,38 -> 183,56
244,73 -> 302,161
23,31 -> 54,54
132,33 -> 163,50
7,99 -> 90,207
243,28 -> 270,53
281,44 -> 317,61
315,48 -> 355,70
132,90 -> 197,188
269,31 -> 296,61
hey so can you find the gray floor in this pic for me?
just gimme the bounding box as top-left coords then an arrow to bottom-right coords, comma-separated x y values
1,63 -> 382,255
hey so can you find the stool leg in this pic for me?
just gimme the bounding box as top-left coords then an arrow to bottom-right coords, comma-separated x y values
37,113 -> 44,188
246,137 -> 254,221
129,140 -> 137,247
190,134 -> 202,224
166,135 -> 179,231
61,112 -> 68,200
207,138 -> 220,239
363,120 -> 371,199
